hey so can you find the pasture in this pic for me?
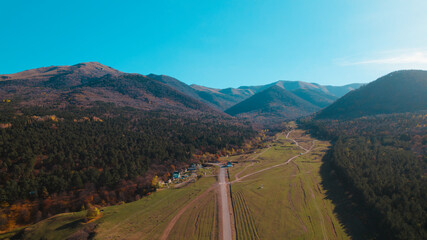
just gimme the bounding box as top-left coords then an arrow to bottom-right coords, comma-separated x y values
227,130 -> 349,239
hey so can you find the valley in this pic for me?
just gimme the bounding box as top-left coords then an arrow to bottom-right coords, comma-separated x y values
0,63 -> 426,240
1,126 -> 351,239
2,2 -> 427,239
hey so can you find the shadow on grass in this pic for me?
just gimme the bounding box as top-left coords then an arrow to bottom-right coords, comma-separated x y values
55,218 -> 85,231
319,149 -> 377,240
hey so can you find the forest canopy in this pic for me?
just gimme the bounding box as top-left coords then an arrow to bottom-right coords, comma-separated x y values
0,103 -> 256,229
300,113 -> 427,240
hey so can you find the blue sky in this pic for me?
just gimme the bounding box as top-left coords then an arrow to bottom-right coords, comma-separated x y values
1,0 -> 426,88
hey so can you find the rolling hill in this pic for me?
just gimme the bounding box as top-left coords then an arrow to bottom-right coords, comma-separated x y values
147,74 -> 253,111
146,74 -> 206,103
291,88 -> 337,108
225,85 -> 320,124
323,83 -> 363,97
316,70 -> 427,119
238,80 -> 362,98
190,84 -> 255,110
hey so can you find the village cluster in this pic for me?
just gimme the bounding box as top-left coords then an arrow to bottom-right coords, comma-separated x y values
157,162 -> 234,188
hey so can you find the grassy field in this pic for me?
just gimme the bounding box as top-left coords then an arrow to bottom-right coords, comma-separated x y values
232,191 -> 259,240
228,135 -> 301,181
1,176 -> 216,240
227,130 -> 349,240
168,190 -> 218,240
0,211 -> 89,240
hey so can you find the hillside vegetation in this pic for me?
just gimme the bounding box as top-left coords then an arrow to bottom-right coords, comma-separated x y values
0,103 -> 254,231
317,70 -> 427,119
1,176 -> 216,240
300,113 -> 427,239
225,85 -> 319,126
291,88 -> 337,108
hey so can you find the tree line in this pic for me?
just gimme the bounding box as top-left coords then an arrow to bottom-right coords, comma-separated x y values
299,113 -> 427,240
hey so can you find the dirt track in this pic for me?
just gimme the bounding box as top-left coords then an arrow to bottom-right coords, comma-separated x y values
231,131 -> 315,184
160,184 -> 217,240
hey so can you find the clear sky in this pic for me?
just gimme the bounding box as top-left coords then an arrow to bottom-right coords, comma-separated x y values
1,0 -> 427,88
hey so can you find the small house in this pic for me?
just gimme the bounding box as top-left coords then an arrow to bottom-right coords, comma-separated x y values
188,163 -> 197,172
172,171 -> 180,179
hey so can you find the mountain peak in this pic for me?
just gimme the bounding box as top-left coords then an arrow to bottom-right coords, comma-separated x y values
0,62 -> 122,82
70,62 -> 122,75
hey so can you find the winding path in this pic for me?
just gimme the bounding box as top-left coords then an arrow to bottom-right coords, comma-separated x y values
160,184 -> 217,240
231,130 -> 315,184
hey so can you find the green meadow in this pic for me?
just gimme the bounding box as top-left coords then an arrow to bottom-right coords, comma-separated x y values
1,176 -> 216,240
228,130 -> 349,240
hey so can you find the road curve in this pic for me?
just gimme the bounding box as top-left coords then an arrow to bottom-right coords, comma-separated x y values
219,167 -> 233,240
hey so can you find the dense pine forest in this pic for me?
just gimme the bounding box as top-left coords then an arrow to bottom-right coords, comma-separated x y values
0,103 -> 256,230
300,113 -> 427,240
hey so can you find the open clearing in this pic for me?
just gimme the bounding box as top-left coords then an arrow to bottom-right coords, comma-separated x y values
167,190 -> 218,240
6,176 -> 216,240
227,129 -> 349,240
93,176 -> 217,240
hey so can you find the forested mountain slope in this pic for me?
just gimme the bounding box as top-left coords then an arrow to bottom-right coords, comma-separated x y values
189,80 -> 361,111
0,63 -> 220,114
238,80 -> 362,98
291,88 -> 337,108
190,84 -> 255,110
300,113 -> 427,240
225,85 -> 319,125
317,70 -> 427,119
0,63 -> 255,231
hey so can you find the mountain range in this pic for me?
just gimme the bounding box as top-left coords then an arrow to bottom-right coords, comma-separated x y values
0,62 -> 365,125
3,62 -> 426,124
1,62 -> 426,239
190,80 -> 361,111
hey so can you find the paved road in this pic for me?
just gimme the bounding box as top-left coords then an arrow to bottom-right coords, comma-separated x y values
219,167 -> 233,240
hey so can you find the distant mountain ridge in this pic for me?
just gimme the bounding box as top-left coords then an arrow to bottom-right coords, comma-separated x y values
237,80 -> 362,97
190,84 -> 255,110
190,80 -> 361,111
225,85 -> 320,125
0,62 -> 363,122
316,70 -> 427,119
291,88 -> 337,108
